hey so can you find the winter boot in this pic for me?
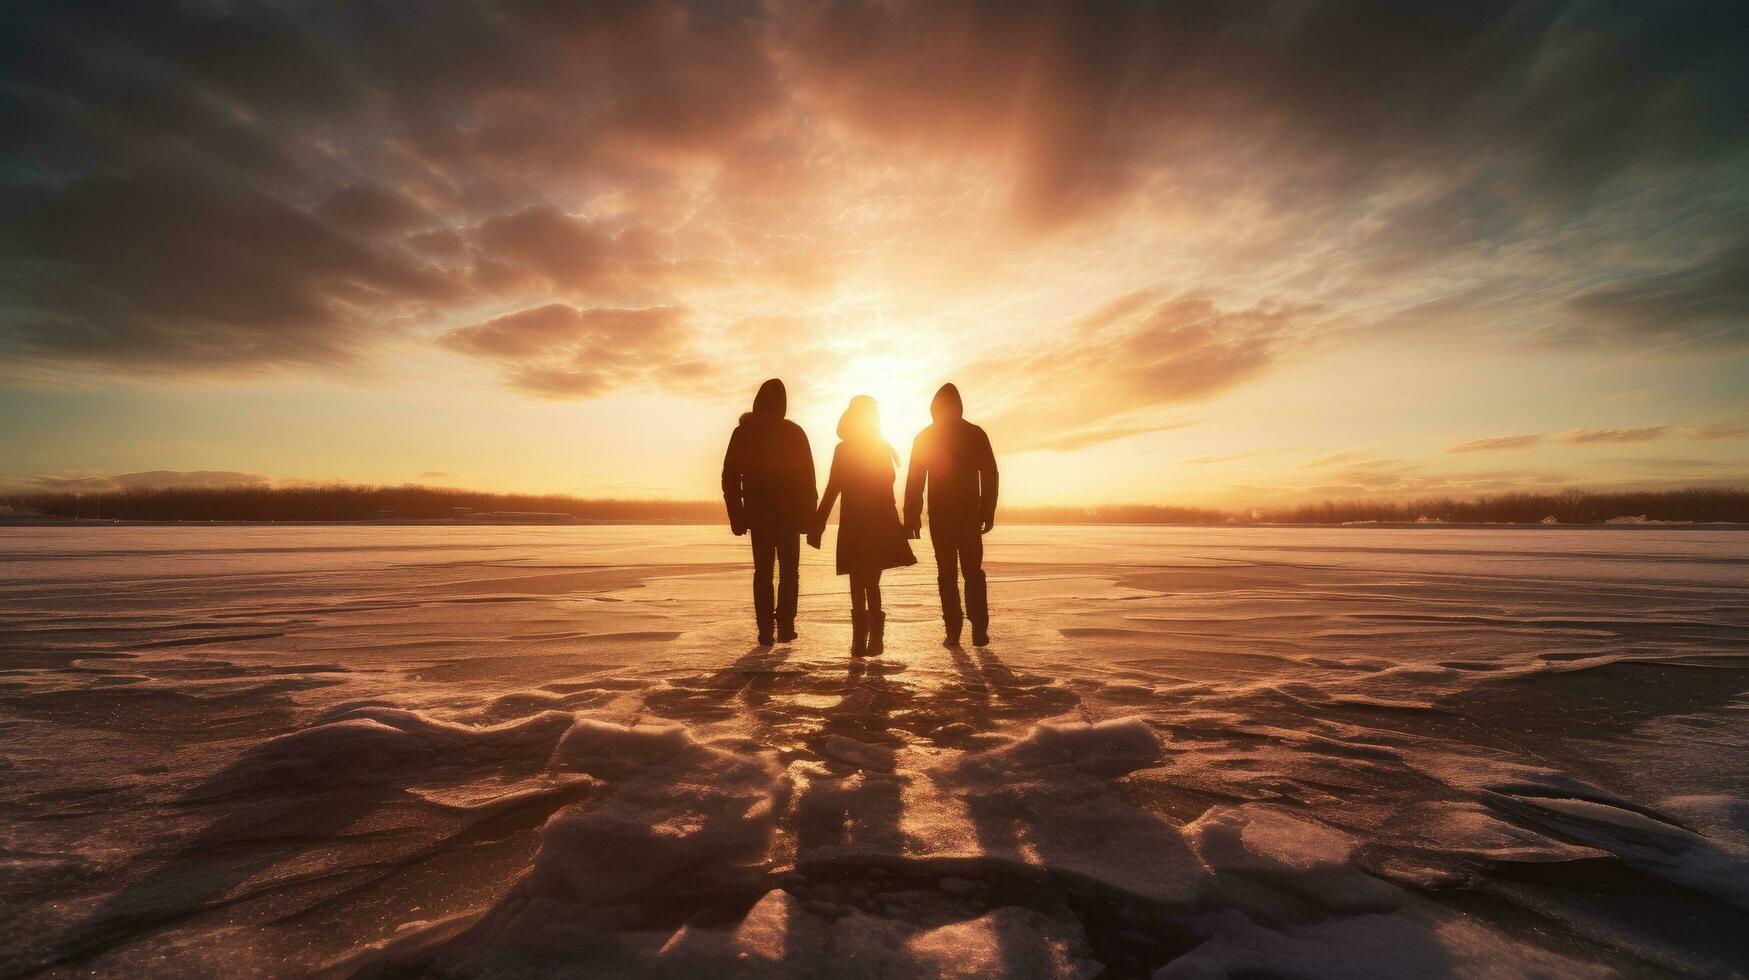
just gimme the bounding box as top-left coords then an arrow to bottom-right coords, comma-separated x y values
868,612 -> 886,655
850,611 -> 868,657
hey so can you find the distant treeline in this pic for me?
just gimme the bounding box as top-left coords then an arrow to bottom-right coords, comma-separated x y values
1251,487 -> 1749,525
4,484 -> 722,523
1000,503 -> 1230,524
4,483 -> 1746,525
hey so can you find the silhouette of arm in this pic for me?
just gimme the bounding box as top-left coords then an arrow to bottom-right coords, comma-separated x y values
977,427 -> 999,533
797,428 -> 818,524
810,446 -> 842,548
721,428 -> 747,535
902,432 -> 927,535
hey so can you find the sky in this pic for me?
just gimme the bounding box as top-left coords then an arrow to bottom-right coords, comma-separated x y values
2,1 -> 1747,507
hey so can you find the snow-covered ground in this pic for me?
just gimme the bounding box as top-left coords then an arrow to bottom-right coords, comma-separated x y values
1,524 -> 1746,978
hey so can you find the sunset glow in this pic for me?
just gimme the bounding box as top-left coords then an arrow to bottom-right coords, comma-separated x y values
2,3 -> 1745,505
5,7 -> 1749,976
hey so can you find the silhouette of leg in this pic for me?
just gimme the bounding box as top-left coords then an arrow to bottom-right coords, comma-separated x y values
751,527 -> 777,643
848,571 -> 870,656
961,525 -> 988,645
930,522 -> 963,643
867,570 -> 885,654
775,532 -> 800,641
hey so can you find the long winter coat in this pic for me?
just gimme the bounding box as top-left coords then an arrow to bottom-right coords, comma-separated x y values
816,440 -> 916,576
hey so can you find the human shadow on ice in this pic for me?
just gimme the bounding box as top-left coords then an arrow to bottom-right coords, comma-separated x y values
642,643 -> 799,722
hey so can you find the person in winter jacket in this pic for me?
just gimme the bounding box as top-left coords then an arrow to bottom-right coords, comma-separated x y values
903,383 -> 998,646
722,379 -> 817,645
809,395 -> 916,656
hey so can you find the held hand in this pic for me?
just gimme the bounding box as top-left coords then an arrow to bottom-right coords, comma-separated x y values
980,517 -> 995,534
905,519 -> 921,539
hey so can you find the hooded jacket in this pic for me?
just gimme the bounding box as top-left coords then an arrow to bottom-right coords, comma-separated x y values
722,379 -> 817,532
904,383 -> 998,530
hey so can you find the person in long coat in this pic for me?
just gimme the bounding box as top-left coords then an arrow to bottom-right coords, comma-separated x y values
903,383 -> 998,646
809,395 -> 916,655
722,378 -> 816,645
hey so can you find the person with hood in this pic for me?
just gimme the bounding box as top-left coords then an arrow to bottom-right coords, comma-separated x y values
722,379 -> 817,645
904,383 -> 999,646
808,395 -> 916,656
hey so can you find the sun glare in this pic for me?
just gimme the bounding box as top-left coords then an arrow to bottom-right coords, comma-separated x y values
817,349 -> 942,459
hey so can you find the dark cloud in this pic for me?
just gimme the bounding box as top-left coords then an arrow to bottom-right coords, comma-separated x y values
0,0 -> 1744,406
317,183 -> 436,237
439,303 -> 696,398
1563,235 -> 1749,348
1447,434 -> 1542,454
1558,426 -> 1669,444
781,1 -> 1749,227
0,0 -> 780,378
0,175 -> 457,369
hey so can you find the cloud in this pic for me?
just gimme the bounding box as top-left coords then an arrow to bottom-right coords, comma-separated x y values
1182,448 -> 1289,466
1599,458 -> 1730,470
780,2 -> 1749,233
1447,434 -> 1542,454
1564,235 -> 1749,348
472,207 -> 622,296
1557,426 -> 1669,445
439,303 -> 698,398
1688,420 -> 1749,441
0,0 -> 1744,413
317,183 -> 437,237
973,292 -> 1311,452
0,175 -> 458,371
417,471 -> 455,479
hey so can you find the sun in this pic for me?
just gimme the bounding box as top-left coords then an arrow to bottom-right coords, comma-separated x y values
817,351 -> 942,460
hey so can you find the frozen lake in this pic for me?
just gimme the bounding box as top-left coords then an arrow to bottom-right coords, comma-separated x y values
2,525 -> 1747,977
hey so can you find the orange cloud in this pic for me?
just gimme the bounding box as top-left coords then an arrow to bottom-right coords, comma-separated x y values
1688,420 -> 1749,441
1557,427 -> 1669,445
974,292 -> 1312,452
1447,434 -> 1541,453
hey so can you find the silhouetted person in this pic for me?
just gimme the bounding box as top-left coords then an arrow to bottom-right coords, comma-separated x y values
904,383 -> 998,646
810,396 -> 916,656
723,379 -> 816,645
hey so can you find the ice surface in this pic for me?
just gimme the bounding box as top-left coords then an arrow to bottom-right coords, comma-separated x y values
1154,908 -> 1612,980
533,718 -> 785,905
2,524 -> 1746,976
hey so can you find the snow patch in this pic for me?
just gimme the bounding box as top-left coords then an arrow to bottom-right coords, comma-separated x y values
998,716 -> 1165,778
529,718 -> 786,906
1186,805 -> 1401,914
198,706 -> 576,795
